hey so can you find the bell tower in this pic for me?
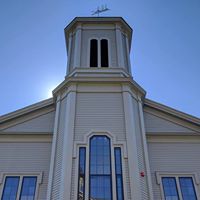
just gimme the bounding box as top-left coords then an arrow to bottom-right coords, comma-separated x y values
64,17 -> 132,77
47,17 -> 154,200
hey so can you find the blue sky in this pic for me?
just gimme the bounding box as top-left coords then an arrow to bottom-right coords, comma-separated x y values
0,0 -> 200,118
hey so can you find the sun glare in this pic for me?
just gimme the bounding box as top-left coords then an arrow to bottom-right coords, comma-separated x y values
45,84 -> 58,98
47,88 -> 53,98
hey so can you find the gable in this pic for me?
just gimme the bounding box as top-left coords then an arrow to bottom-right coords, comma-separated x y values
0,98 -> 55,134
1,111 -> 55,133
144,112 -> 196,134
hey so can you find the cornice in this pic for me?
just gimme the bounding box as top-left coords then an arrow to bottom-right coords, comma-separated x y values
64,17 -> 132,34
144,98 -> 200,127
0,98 -> 54,124
52,76 -> 146,100
64,17 -> 132,51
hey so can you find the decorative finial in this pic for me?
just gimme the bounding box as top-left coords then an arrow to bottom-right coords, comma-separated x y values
91,5 -> 110,17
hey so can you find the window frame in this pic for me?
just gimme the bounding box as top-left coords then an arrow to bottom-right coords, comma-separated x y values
0,172 -> 43,200
114,147 -> 124,200
88,38 -> 110,68
74,132 -> 128,200
156,172 -> 200,200
89,135 -> 113,200
77,147 -> 86,200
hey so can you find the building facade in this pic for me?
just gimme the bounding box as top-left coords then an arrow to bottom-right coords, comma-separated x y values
0,17 -> 200,200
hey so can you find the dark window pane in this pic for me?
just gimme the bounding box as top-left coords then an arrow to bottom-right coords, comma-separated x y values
90,39 -> 98,67
179,177 -> 197,200
101,39 -> 109,67
114,148 -> 124,200
78,147 -> 86,200
162,177 -> 179,200
89,136 -> 112,200
90,176 -> 112,200
2,177 -> 20,200
19,177 -> 37,200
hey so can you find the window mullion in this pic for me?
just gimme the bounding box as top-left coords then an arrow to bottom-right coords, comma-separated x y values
111,145 -> 117,200
16,176 -> 23,200
176,177 -> 183,200
85,146 -> 89,200
98,40 -> 101,67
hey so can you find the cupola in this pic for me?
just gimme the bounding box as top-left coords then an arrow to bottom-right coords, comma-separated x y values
64,17 -> 133,77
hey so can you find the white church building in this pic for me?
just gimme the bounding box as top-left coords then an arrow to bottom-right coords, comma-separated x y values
0,17 -> 200,200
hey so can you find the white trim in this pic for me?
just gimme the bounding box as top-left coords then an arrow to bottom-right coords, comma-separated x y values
73,131 -> 128,200
73,24 -> 82,68
66,33 -> 72,74
125,34 -> 132,74
0,172 -> 43,200
60,90 -> 77,199
138,99 -> 154,200
46,95 -> 61,200
115,24 -> 125,68
0,134 -> 52,143
73,130 -> 127,158
0,98 -> 54,124
156,172 -> 200,200
144,98 -> 200,126
122,90 -> 142,199
87,37 -> 111,68
147,135 -> 200,143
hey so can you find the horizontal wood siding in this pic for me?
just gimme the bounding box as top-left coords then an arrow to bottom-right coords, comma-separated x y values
74,92 -> 126,141
148,139 -> 200,199
70,159 -> 76,199
2,111 -> 55,133
0,141 -> 51,200
124,158 -> 131,200
144,112 -> 194,133
132,98 -> 149,199
51,98 -> 67,199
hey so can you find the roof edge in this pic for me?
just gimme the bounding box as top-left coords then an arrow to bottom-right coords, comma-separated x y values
0,98 -> 54,123
144,98 -> 200,126
64,16 -> 132,32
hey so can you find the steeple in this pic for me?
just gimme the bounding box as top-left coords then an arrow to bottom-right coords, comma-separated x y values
64,17 -> 133,77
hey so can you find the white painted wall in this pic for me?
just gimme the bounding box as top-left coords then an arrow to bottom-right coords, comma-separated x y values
0,136 -> 52,200
148,136 -> 200,200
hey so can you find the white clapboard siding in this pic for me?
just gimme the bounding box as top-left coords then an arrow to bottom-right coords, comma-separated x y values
2,111 -> 55,133
148,141 -> 200,200
144,112 -> 195,133
51,98 -> 67,199
132,98 -> 149,199
124,158 -> 131,200
74,92 -> 126,141
0,141 -> 51,200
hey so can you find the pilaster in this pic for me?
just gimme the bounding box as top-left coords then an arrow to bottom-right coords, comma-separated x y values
116,24 -> 125,68
60,87 -> 77,199
138,98 -> 154,200
122,88 -> 142,199
73,24 -> 82,68
47,95 -> 61,200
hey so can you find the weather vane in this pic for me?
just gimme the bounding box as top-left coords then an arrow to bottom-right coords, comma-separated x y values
91,5 -> 110,17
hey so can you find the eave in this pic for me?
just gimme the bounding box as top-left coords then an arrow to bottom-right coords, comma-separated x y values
0,98 -> 54,124
52,76 -> 146,100
144,98 -> 200,127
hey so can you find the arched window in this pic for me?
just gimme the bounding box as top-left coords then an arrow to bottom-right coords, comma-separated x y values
89,136 -> 112,200
90,39 -> 98,67
77,136 -> 124,200
89,39 -> 109,68
101,39 -> 109,67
